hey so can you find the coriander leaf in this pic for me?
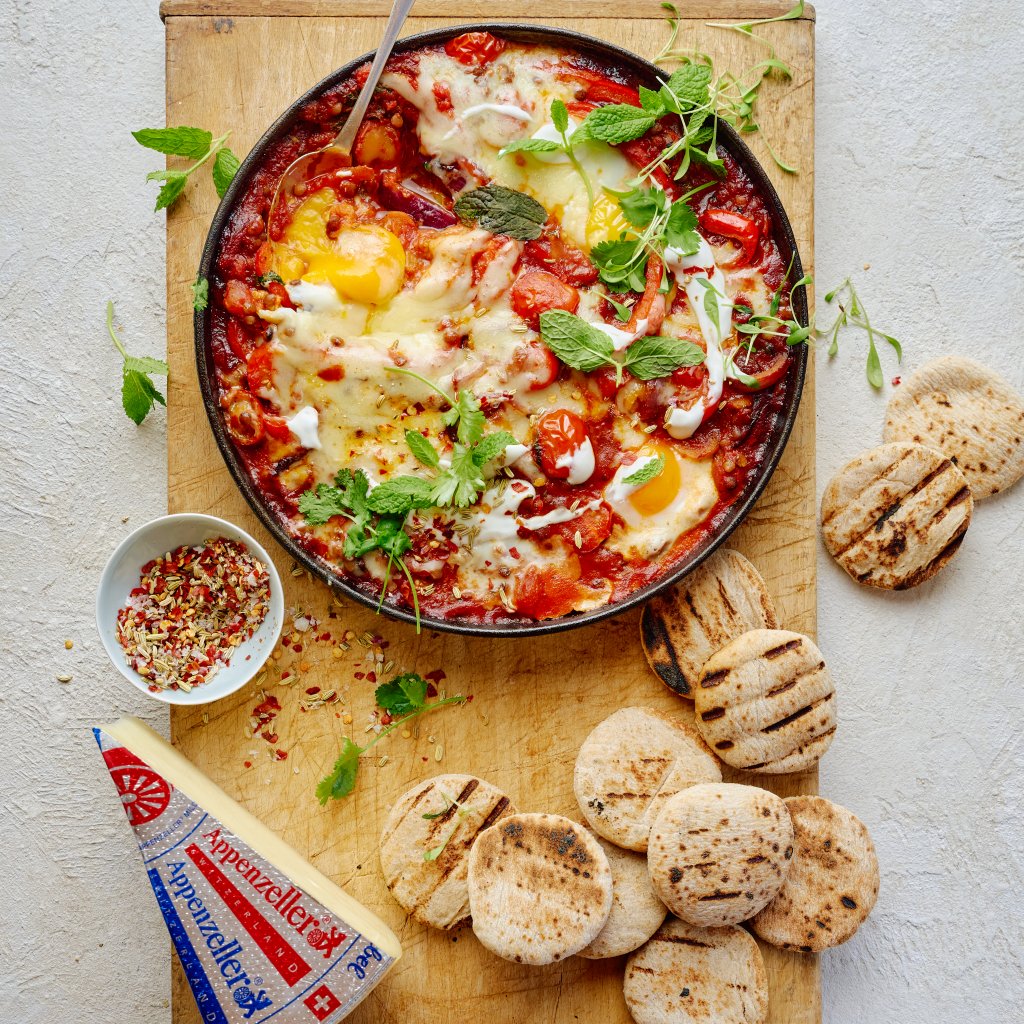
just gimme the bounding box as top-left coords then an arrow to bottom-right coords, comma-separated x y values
624,335 -> 706,380
616,185 -> 667,229
472,430 -> 517,467
498,138 -> 561,158
375,672 -> 428,715
212,147 -> 240,199
316,736 -> 363,805
191,275 -> 209,311
443,390 -> 486,446
580,104 -> 657,145
665,199 -> 700,252
298,483 -> 351,525
551,98 -> 570,134
432,445 -> 486,508
154,174 -> 189,212
335,467 -> 371,512
623,455 -> 665,486
539,310 -> 616,373
454,185 -> 547,241
366,476 -> 435,514
257,271 -> 284,287
405,429 -> 440,468
132,126 -> 213,159
639,85 -> 666,115
122,368 -> 166,425
373,516 -> 413,559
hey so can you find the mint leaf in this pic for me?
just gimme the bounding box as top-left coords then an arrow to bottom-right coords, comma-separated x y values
498,138 -> 561,158
623,455 -> 665,486
192,276 -> 209,311
472,430 -> 517,467
316,737 -> 363,804
551,98 -> 570,134
405,429 -> 440,468
625,336 -> 706,380
212,147 -> 240,199
106,300 -> 168,424
123,354 -> 170,376
663,64 -> 713,109
579,104 -> 657,145
366,476 -> 435,515
454,185 -> 547,241
375,672 -> 429,715
639,86 -> 666,115
132,126 -> 213,159
539,310 -> 616,373
154,173 -> 189,212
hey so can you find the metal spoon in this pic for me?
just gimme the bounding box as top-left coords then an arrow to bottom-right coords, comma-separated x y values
267,0 -> 416,235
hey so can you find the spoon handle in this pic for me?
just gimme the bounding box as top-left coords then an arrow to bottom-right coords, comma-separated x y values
333,0 -> 417,156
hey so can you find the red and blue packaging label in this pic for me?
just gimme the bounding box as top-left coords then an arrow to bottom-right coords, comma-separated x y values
94,728 -> 393,1023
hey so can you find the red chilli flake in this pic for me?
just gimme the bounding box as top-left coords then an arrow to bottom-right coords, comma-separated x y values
115,537 -> 270,693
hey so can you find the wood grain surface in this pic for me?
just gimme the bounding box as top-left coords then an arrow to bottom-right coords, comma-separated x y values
164,5 -> 818,1022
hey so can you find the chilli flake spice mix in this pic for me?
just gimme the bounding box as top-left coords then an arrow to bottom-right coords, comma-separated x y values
116,537 -> 271,692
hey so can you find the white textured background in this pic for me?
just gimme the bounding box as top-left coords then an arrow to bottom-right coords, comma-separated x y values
1,0 -> 1022,1021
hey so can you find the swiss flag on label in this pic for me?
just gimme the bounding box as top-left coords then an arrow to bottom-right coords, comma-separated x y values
304,984 -> 342,1021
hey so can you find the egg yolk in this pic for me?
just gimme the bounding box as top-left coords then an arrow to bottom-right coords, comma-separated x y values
629,446 -> 683,517
586,192 -> 632,249
275,188 -> 406,305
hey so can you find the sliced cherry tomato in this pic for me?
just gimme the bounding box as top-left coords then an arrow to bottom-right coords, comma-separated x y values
513,342 -> 560,391
223,279 -> 258,317
225,319 -> 252,362
444,32 -> 506,67
265,280 -> 294,309
263,415 -> 293,442
670,363 -> 708,390
535,409 -> 590,480
513,557 -> 582,620
246,343 -> 275,395
509,270 -> 580,329
728,349 -> 789,392
223,389 -> 264,446
698,209 -> 760,268
547,505 -> 613,553
522,234 -> 598,287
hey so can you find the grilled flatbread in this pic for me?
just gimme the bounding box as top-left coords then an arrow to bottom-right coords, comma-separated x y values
623,917 -> 768,1024
379,774 -> 515,930
648,783 -> 794,927
695,629 -> 836,774
751,796 -> 879,952
574,706 -> 722,852
640,548 -> 779,699
467,812 -> 613,964
578,831 -> 667,959
820,441 -> 972,589
884,355 -> 1024,499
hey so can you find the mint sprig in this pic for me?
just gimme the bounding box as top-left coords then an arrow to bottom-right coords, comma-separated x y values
105,301 -> 169,424
133,126 -> 240,211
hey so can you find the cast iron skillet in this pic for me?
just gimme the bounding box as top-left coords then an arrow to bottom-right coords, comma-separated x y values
195,23 -> 808,638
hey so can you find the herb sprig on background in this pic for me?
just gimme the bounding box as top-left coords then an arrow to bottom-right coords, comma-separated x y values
133,126 -> 240,211
105,301 -> 169,424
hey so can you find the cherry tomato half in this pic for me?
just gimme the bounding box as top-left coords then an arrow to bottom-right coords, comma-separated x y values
223,279 -> 257,317
223,389 -> 264,446
246,343 -> 275,395
444,32 -> 506,67
729,349 -> 789,392
510,270 -> 580,329
535,409 -> 590,480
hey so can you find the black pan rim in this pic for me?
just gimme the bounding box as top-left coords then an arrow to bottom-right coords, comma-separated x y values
195,22 -> 809,639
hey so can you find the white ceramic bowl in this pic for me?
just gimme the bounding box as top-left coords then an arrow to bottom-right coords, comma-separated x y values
96,513 -> 284,706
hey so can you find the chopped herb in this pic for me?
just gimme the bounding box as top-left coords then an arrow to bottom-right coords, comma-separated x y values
133,126 -> 236,212
257,271 -> 284,287
106,300 -> 168,424
818,277 -> 902,389
623,455 -> 665,487
191,275 -> 209,312
316,673 -> 467,804
454,184 -> 548,240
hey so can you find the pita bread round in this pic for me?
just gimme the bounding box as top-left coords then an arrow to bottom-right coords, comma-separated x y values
695,629 -> 837,774
574,707 -> 722,852
648,783 -> 794,927
641,548 -> 778,700
379,774 -> 516,929
578,832 -> 667,959
884,355 -> 1024,499
467,812 -> 613,964
624,917 -> 768,1024
820,442 -> 973,589
750,796 -> 879,952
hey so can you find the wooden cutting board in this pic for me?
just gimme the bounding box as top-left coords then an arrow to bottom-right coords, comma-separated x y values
160,2 -> 817,1021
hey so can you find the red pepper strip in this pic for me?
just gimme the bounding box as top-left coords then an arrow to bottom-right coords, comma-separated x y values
556,67 -> 641,107
626,253 -> 666,336
698,209 -> 760,268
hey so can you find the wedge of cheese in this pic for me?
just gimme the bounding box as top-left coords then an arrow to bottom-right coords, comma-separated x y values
95,717 -> 400,1023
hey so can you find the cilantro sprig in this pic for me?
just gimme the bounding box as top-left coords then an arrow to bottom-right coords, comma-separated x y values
316,673 -> 466,804
105,301 -> 169,424
133,126 -> 240,211
539,310 -> 705,385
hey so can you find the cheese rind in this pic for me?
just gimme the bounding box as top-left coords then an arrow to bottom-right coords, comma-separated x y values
95,717 -> 399,1023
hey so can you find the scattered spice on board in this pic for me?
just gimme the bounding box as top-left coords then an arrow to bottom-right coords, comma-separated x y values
115,537 -> 270,693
